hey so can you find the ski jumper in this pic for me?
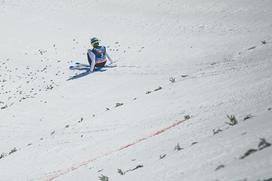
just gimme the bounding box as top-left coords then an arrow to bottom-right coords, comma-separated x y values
87,46 -> 112,72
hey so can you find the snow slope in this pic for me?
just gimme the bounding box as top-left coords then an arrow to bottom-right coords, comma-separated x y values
0,0 -> 272,180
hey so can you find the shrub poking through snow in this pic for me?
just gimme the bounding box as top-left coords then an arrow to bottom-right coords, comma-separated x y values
126,165 -> 143,173
117,169 -> 125,175
99,175 -> 109,181
115,102 -> 124,107
240,138 -> 271,159
0,153 -> 7,159
169,77 -> 176,83
184,115 -> 191,120
45,84 -> 54,90
248,46 -> 256,50
1,105 -> 8,109
160,154 -> 167,159
191,142 -> 198,145
225,115 -> 238,126
154,86 -> 162,92
258,138 -> 271,150
243,114 -> 253,121
9,147 -> 17,155
133,165 -> 143,170
98,169 -> 103,172
240,148 -> 258,159
213,128 -> 223,135
215,164 -> 225,171
174,143 -> 183,151
117,165 -> 143,175
78,117 -> 84,123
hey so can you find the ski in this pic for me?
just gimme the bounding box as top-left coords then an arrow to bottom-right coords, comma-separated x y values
68,62 -> 117,81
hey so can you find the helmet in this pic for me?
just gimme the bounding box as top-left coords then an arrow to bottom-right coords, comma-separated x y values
90,37 -> 100,46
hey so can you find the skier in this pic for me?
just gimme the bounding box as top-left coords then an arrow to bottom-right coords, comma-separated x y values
87,37 -> 113,72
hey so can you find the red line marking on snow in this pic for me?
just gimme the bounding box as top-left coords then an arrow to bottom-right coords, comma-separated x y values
45,118 -> 188,181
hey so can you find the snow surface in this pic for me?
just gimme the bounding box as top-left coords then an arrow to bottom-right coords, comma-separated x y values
0,0 -> 272,180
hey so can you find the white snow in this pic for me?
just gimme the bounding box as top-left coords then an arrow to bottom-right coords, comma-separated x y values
0,0 -> 272,181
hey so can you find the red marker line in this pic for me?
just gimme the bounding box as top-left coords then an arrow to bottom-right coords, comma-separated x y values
45,118 -> 187,181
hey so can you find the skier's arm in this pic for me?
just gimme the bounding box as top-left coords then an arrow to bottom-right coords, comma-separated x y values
106,52 -> 113,64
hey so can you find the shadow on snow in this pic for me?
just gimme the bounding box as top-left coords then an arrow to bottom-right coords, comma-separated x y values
67,67 -> 106,81
67,63 -> 117,81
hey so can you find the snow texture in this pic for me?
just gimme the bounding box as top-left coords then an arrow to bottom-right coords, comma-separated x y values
0,0 -> 272,181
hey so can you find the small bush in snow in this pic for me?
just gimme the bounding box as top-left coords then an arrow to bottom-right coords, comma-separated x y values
1,105 -> 8,110
128,165 -> 143,172
258,138 -> 271,150
9,147 -> 17,155
78,117 -> 84,123
240,148 -> 257,159
243,114 -> 253,121
46,84 -> 54,90
99,175 -> 109,181
0,153 -> 7,159
160,154 -> 167,159
248,46 -> 256,50
117,169 -> 124,175
261,40 -> 267,44
169,77 -> 176,83
213,129 -> 223,135
191,141 -> 198,145
184,115 -> 191,120
154,86 -> 162,92
225,115 -> 238,126
240,138 -> 271,160
215,164 -> 225,171
115,102 -> 124,107
174,143 -> 183,151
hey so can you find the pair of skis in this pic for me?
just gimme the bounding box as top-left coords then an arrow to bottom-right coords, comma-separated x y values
69,62 -> 117,70
68,62 -> 117,80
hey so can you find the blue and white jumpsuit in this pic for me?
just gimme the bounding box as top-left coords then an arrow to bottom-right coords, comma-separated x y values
87,46 -> 113,72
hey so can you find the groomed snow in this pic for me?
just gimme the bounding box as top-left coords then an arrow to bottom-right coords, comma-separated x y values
0,0 -> 272,180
